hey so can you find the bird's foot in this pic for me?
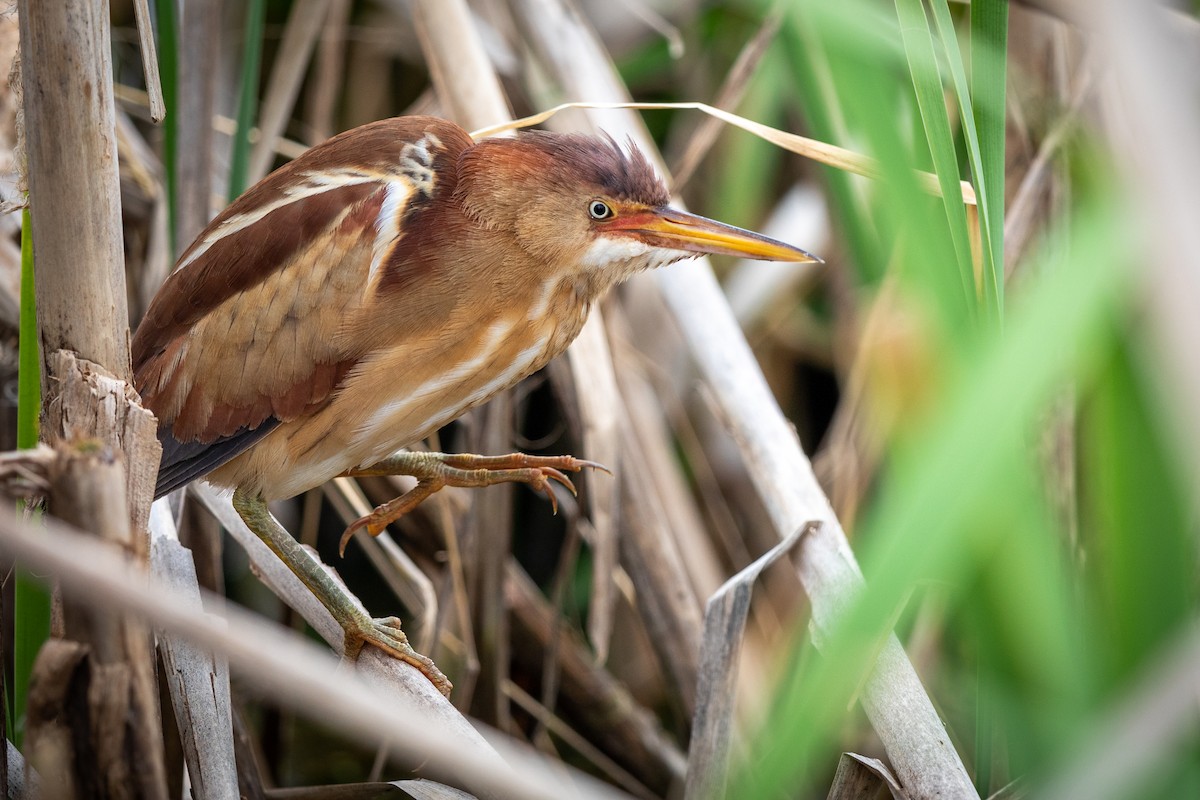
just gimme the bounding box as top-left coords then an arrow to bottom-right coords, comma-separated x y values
339,451 -> 609,554
344,614 -> 452,697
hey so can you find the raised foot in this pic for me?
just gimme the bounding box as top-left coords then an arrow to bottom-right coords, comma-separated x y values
345,615 -> 453,697
339,451 -> 609,555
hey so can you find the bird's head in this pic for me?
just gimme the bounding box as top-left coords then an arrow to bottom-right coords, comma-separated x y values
456,130 -> 819,296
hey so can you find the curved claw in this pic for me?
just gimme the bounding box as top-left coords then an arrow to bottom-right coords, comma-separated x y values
573,458 -> 613,476
339,508 -> 390,557
339,519 -> 367,558
540,481 -> 560,515
542,467 -> 577,495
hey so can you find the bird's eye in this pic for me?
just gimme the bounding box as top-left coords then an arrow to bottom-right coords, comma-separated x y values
588,200 -> 614,220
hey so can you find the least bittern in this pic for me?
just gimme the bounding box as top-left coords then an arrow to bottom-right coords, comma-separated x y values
133,116 -> 818,695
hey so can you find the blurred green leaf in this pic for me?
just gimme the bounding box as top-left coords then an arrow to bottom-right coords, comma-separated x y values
154,0 -> 178,256
13,207 -> 49,746
1080,332 -> 1196,686
894,0 -> 977,316
745,189 -> 1134,794
229,0 -> 266,201
969,0 -> 1008,315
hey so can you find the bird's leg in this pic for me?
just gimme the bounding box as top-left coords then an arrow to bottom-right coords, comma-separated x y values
339,451 -> 608,553
231,487 -> 452,697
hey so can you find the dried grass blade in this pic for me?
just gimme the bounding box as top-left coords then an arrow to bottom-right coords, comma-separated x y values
174,0 -> 221,250
505,680 -> 658,800
671,10 -> 782,191
685,522 -> 817,800
470,101 -> 976,205
825,753 -> 910,800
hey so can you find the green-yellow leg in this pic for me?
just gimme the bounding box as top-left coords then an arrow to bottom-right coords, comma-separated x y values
232,487 -> 452,697
338,450 -> 608,554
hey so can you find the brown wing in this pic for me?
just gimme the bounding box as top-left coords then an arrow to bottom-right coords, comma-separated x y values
133,116 -> 474,496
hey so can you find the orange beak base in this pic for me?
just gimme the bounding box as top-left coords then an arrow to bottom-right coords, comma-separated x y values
610,207 -> 821,263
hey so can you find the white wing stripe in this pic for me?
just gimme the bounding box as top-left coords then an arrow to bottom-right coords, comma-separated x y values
176,169 -> 386,273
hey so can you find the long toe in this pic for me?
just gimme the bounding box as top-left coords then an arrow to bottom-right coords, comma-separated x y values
347,616 -> 452,697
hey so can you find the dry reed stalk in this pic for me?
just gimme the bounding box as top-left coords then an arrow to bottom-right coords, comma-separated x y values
684,522 -> 815,800
150,503 -> 239,797
506,565 -> 688,794
306,0 -> 352,142
115,110 -> 172,322
43,351 -> 160,536
616,426 -> 703,715
175,0 -> 222,250
413,0 -> 512,126
33,443 -> 167,796
247,0 -> 330,184
461,399 -> 518,721
504,1 -> 978,797
0,508 -> 635,800
19,0 -> 132,378
564,312 -> 622,661
130,0 -> 166,123
35,353 -> 164,794
605,314 -> 725,604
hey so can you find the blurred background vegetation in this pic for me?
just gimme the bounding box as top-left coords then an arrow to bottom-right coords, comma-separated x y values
4,0 -> 1200,797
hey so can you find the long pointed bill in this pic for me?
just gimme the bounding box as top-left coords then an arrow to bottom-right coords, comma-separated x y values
613,207 -> 822,263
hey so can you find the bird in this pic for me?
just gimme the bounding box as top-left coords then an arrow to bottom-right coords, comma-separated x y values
132,115 -> 819,696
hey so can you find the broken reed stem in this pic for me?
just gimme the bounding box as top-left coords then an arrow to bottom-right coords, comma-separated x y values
30,443 -> 168,796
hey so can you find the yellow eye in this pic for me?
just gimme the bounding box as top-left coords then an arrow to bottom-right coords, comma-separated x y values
588,200 -> 614,220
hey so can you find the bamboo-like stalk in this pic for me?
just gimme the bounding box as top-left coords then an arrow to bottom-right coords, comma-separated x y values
504,1 -> 977,797
18,0 -> 131,379
413,0 -> 512,128
38,443 -> 167,795
18,5 -> 166,779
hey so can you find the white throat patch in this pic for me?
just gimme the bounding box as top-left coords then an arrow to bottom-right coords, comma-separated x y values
579,236 -> 653,270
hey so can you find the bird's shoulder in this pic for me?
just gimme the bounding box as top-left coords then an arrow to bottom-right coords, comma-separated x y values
133,116 -> 473,362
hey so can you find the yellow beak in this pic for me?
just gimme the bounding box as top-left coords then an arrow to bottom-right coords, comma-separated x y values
614,207 -> 821,263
